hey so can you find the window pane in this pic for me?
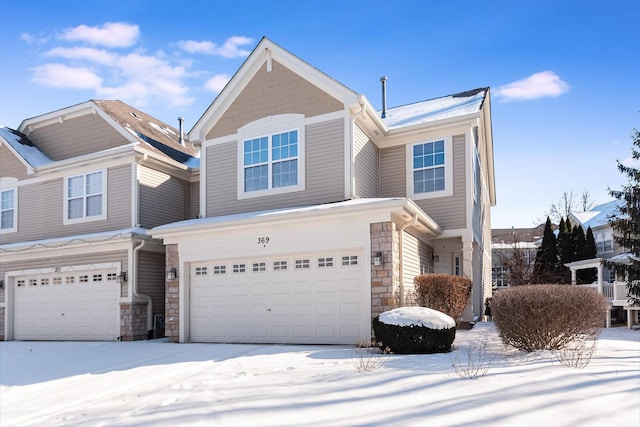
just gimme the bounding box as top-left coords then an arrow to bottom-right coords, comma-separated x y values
68,198 -> 84,219
68,176 -> 84,198
435,153 -> 445,165
244,165 -> 268,192
1,190 -> 14,210
273,159 -> 297,188
1,210 -> 13,229
86,172 -> 102,195
434,140 -> 445,152
86,195 -> 102,216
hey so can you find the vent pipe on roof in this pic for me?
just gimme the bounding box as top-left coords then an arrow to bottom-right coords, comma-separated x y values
178,117 -> 185,145
380,76 -> 388,119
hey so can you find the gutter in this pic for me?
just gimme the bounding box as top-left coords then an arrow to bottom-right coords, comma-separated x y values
398,213 -> 419,307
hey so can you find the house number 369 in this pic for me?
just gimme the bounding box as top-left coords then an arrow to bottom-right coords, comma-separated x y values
257,237 -> 270,245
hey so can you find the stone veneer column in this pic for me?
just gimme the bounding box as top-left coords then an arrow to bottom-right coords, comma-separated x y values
370,222 -> 401,319
165,244 -> 180,342
120,302 -> 149,340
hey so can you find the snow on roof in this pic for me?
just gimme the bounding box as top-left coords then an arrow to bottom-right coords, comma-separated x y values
381,88 -> 487,129
0,125 -> 51,167
378,307 -> 455,330
572,200 -> 624,229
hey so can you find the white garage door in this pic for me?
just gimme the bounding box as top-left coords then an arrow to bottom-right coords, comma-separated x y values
190,251 -> 367,344
14,270 -> 120,341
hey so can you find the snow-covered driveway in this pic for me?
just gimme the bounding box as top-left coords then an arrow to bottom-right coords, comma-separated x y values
1,323 -> 639,426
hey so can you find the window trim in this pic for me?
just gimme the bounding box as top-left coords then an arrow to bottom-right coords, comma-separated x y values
236,115 -> 305,200
0,187 -> 17,234
406,136 -> 453,200
63,169 -> 107,225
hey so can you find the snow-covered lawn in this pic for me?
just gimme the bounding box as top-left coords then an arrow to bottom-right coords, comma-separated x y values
1,323 -> 638,427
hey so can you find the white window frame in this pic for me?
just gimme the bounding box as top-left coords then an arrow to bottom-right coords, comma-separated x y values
236,114 -> 305,200
63,169 -> 107,225
406,136 -> 453,200
0,187 -> 17,233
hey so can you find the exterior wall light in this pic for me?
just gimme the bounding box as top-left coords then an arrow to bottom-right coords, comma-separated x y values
0,279 -> 4,289
373,252 -> 383,266
433,254 -> 440,263
166,268 -> 178,281
116,272 -> 127,284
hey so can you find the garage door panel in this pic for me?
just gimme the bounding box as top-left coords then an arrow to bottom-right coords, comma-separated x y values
190,251 -> 367,344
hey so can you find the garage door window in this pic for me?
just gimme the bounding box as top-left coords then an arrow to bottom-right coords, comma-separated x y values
252,262 -> 266,272
66,276 -> 75,284
318,257 -> 333,268
274,261 -> 287,271
342,255 -> 358,266
93,274 -> 103,282
213,266 -> 226,275
295,259 -> 310,269
53,277 -> 62,285
41,278 -> 49,286
195,267 -> 208,276
79,275 -> 88,283
29,279 -> 37,286
233,264 -> 246,273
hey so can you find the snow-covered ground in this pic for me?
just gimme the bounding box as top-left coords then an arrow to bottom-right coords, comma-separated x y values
1,323 -> 638,427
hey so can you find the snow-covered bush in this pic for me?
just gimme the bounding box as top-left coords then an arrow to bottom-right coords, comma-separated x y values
492,284 -> 608,352
414,274 -> 472,325
372,307 -> 456,354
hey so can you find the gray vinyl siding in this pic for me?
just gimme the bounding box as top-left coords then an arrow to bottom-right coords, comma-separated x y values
1,164 -> 132,244
0,250 -> 129,304
353,124 -> 378,198
190,181 -> 200,219
379,145 -> 406,197
138,250 -> 166,318
402,231 -> 432,306
206,118 -> 345,217
138,166 -> 190,228
0,145 -> 29,180
380,135 -> 467,230
27,113 -> 129,161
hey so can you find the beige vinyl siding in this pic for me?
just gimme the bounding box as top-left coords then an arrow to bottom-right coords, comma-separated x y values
190,180 -> 200,219
27,113 -> 130,161
353,125 -> 379,198
0,145 -> 29,180
206,60 -> 344,140
380,135 -> 467,230
402,231 -> 432,305
138,166 -> 190,228
379,145 -> 406,196
138,250 -> 166,318
1,164 -> 132,244
0,250 -> 129,304
206,119 -> 345,217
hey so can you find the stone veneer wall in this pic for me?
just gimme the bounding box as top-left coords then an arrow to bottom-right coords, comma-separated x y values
120,302 -> 148,340
0,306 -> 4,340
165,244 -> 180,342
370,222 -> 401,318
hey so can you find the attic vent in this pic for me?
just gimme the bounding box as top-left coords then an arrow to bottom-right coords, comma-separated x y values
129,111 -> 142,120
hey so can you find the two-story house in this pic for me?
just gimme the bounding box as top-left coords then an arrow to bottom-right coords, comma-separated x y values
0,100 -> 199,341
151,38 -> 496,344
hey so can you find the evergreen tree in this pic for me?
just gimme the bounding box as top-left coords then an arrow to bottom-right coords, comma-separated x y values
582,226 -> 598,283
573,224 -> 587,283
556,218 -> 574,283
605,128 -> 640,305
533,217 -> 558,283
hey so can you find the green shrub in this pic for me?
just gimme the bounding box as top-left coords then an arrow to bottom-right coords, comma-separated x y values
492,284 -> 608,352
414,274 -> 472,324
372,307 -> 456,354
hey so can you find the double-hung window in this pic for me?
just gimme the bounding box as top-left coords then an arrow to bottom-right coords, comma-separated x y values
64,170 -> 106,224
242,129 -> 300,195
407,136 -> 453,199
0,188 -> 16,233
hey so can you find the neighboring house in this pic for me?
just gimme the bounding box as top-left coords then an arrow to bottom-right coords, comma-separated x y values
0,100 -> 199,341
151,38 -> 496,344
491,225 -> 544,289
567,200 -> 638,328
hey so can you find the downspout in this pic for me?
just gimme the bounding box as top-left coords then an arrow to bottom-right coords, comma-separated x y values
132,239 -> 153,333
398,213 -> 418,307
349,96 -> 368,199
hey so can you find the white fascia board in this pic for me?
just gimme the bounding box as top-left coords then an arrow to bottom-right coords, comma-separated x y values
19,101 -> 96,134
152,198 -> 441,241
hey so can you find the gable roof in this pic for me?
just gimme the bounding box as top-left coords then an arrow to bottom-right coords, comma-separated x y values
17,100 -> 200,168
381,88 -> 488,129
571,200 -> 623,230
189,37 -> 359,143
0,125 -> 51,168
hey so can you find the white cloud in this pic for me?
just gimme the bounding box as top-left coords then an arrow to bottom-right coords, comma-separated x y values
21,32 -> 49,45
58,22 -> 139,48
178,36 -> 253,58
495,71 -> 569,101
46,47 -> 117,65
204,74 -> 231,93
31,63 -> 102,89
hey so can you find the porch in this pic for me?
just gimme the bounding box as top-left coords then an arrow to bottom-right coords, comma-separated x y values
565,258 -> 639,329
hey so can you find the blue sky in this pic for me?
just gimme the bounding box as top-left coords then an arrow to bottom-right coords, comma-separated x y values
1,0 -> 638,228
